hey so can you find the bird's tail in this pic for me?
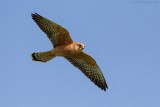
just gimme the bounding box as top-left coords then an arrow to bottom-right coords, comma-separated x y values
31,51 -> 55,62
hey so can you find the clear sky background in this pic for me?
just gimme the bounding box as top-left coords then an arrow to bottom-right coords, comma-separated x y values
0,0 -> 160,107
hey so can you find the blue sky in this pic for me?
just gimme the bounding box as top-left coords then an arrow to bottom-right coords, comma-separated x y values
0,0 -> 160,107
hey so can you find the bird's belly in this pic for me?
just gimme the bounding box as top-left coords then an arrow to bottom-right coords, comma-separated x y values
52,46 -> 78,56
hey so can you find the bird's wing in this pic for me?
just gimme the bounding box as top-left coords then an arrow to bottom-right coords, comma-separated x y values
31,13 -> 73,47
64,52 -> 108,91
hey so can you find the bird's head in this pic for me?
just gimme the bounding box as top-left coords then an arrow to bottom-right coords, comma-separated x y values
75,42 -> 85,52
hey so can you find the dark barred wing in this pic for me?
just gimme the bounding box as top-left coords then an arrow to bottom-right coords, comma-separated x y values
64,52 -> 108,91
31,13 -> 73,47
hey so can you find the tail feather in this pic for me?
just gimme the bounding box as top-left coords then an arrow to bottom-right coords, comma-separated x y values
31,51 -> 55,62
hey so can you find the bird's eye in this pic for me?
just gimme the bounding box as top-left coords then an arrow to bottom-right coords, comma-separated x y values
78,44 -> 82,47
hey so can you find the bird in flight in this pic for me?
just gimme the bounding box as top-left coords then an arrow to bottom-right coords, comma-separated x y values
31,13 -> 108,91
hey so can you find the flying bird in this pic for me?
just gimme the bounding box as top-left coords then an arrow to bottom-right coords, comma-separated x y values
31,13 -> 108,91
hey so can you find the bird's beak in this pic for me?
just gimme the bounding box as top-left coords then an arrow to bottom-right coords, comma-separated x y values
82,47 -> 84,50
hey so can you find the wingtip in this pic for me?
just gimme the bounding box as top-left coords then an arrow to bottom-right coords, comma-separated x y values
102,87 -> 107,92
31,13 -> 35,19
106,84 -> 108,89
31,13 -> 35,16
102,83 -> 108,92
31,12 -> 41,18
31,53 -> 36,61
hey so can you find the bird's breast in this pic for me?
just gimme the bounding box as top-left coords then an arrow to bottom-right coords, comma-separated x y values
52,44 -> 79,56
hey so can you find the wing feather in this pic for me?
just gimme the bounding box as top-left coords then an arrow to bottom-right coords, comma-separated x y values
64,52 -> 108,91
31,13 -> 73,47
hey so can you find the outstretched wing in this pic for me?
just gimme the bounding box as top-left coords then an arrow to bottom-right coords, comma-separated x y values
31,13 -> 73,47
64,52 -> 108,91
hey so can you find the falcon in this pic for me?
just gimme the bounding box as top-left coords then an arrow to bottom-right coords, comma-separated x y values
31,13 -> 108,91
